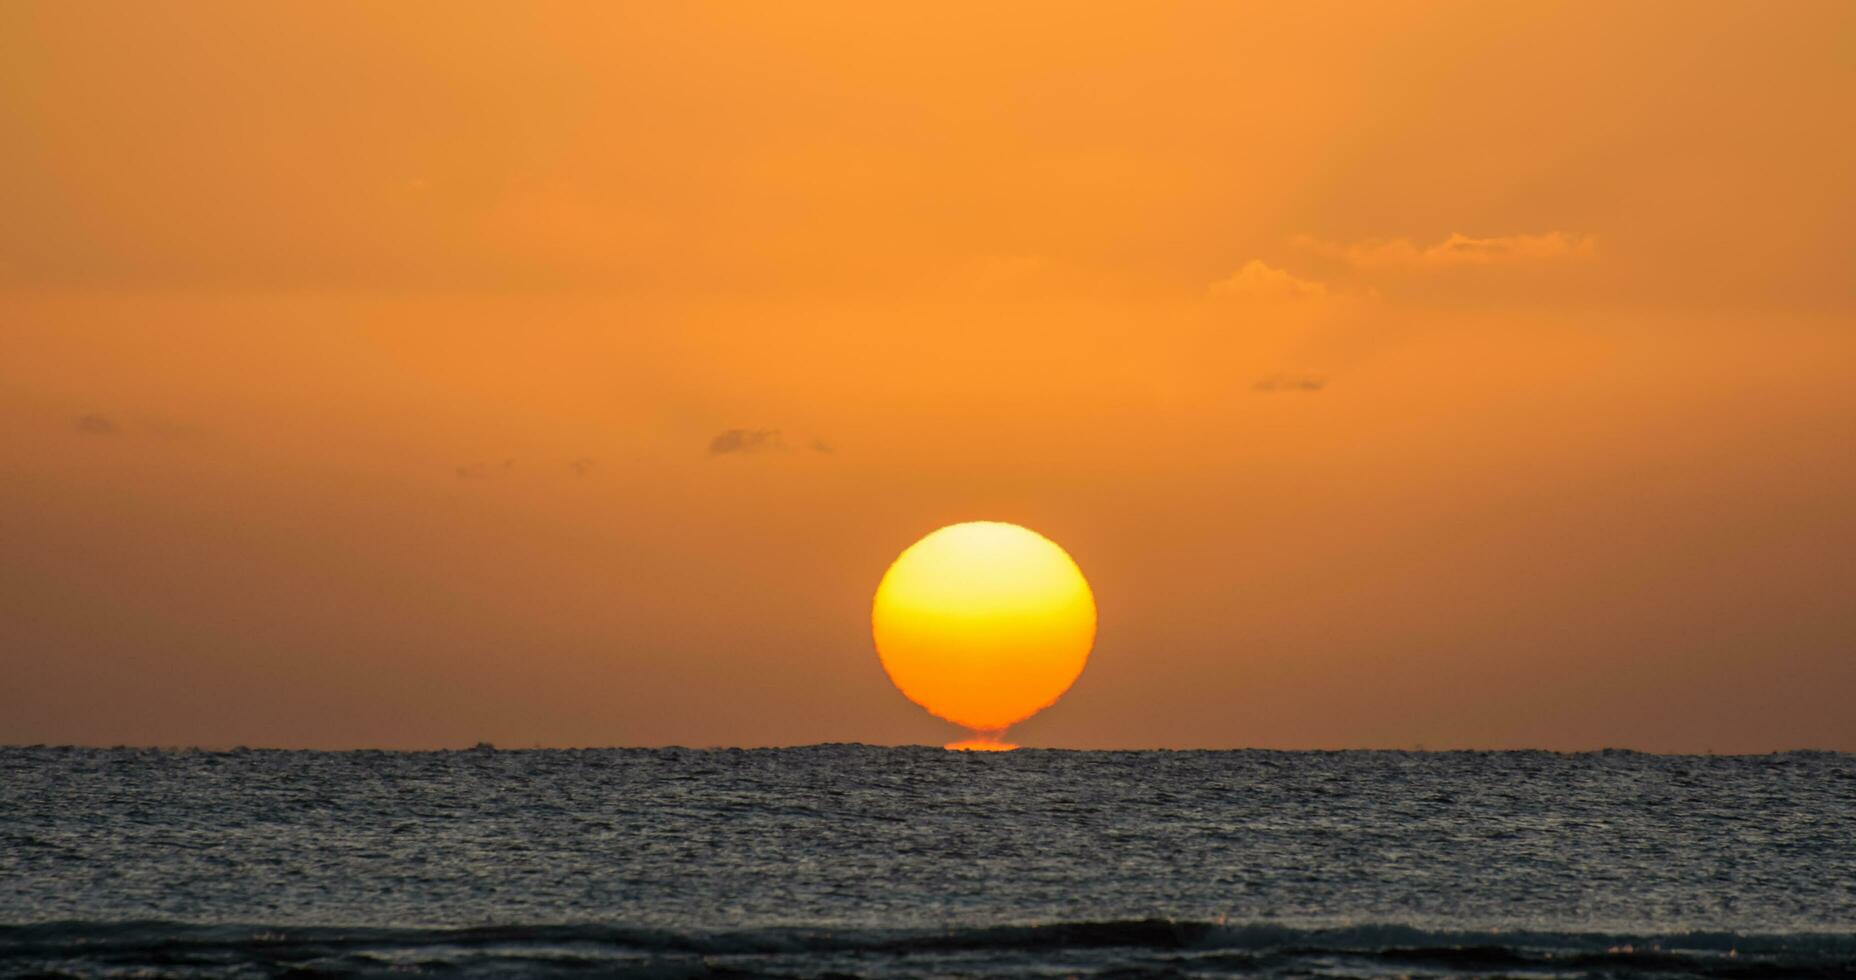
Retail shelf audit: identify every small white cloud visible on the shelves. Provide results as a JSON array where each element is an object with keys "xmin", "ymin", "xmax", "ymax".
[{"xmin": 1208, "ymin": 260, "xmax": 1330, "ymax": 300}]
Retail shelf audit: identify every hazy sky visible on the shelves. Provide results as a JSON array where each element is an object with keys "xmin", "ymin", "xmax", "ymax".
[{"xmin": 4, "ymin": 2, "xmax": 1853, "ymax": 750}]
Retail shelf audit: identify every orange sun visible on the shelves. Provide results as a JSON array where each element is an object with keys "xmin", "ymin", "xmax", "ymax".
[{"xmin": 871, "ymin": 522, "xmax": 1097, "ymax": 750}]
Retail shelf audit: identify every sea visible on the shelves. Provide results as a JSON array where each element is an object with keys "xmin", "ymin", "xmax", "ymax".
[{"xmin": 2, "ymin": 745, "xmax": 1852, "ymax": 978}]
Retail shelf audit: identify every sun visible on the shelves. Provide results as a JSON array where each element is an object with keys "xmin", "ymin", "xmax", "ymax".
[{"xmin": 871, "ymin": 522, "xmax": 1096, "ymax": 750}]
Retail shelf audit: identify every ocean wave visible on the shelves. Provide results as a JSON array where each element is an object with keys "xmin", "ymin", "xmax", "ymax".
[{"xmin": 4, "ymin": 919, "xmax": 1853, "ymax": 978}]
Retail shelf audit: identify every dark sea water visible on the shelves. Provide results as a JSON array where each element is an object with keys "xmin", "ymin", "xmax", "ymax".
[{"xmin": 2, "ymin": 746, "xmax": 1853, "ymax": 978}]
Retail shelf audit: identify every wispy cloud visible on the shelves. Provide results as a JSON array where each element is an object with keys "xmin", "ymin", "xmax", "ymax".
[
  {"xmin": 707, "ymin": 429, "xmax": 838, "ymax": 457},
  {"xmin": 708, "ymin": 429, "xmax": 785, "ymax": 456},
  {"xmin": 456, "ymin": 459, "xmax": 514, "ymax": 479},
  {"xmin": 568, "ymin": 457, "xmax": 596, "ymax": 477},
  {"xmin": 76, "ymin": 414, "xmax": 118, "ymax": 435},
  {"xmin": 1296, "ymin": 231, "xmax": 1596, "ymax": 271},
  {"xmin": 1252, "ymin": 373, "xmax": 1327, "ymax": 393}
]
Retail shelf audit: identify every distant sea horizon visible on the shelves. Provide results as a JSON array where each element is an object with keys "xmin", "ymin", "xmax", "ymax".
[{"xmin": 9, "ymin": 741, "xmax": 1852, "ymax": 753}]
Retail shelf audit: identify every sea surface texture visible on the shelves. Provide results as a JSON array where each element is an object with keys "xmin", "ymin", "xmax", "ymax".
[{"xmin": 2, "ymin": 746, "xmax": 1853, "ymax": 978}]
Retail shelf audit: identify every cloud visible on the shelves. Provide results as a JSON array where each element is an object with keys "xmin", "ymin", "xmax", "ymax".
[
  {"xmin": 708, "ymin": 428, "xmax": 785, "ymax": 456},
  {"xmin": 1296, "ymin": 231, "xmax": 1596, "ymax": 271},
  {"xmin": 455, "ymin": 458, "xmax": 600, "ymax": 479},
  {"xmin": 706, "ymin": 429, "xmax": 838, "ymax": 457},
  {"xmin": 456, "ymin": 459, "xmax": 514, "ymax": 479},
  {"xmin": 1252, "ymin": 373, "xmax": 1327, "ymax": 393},
  {"xmin": 76, "ymin": 414, "xmax": 118, "ymax": 435},
  {"xmin": 1208, "ymin": 260, "xmax": 1330, "ymax": 300}
]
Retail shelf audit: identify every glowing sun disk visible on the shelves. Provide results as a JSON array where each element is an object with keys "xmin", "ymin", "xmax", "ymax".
[{"xmin": 871, "ymin": 522, "xmax": 1097, "ymax": 747}]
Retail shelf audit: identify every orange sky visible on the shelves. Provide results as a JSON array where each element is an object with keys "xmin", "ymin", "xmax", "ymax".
[{"xmin": 3, "ymin": 2, "xmax": 1853, "ymax": 750}]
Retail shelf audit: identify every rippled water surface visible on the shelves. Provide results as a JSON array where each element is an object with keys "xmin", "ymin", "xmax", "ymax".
[{"xmin": 3, "ymin": 746, "xmax": 1852, "ymax": 977}]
